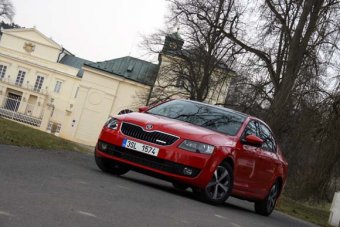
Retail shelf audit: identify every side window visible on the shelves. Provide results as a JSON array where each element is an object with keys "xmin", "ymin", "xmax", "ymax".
[
  {"xmin": 243, "ymin": 120, "xmax": 260, "ymax": 138},
  {"xmin": 258, "ymin": 123, "xmax": 276, "ymax": 152},
  {"xmin": 242, "ymin": 120, "xmax": 276, "ymax": 153}
]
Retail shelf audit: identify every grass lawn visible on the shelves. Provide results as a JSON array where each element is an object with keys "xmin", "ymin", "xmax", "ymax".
[
  {"xmin": 0, "ymin": 117, "xmax": 91, "ymax": 152},
  {"xmin": 0, "ymin": 117, "xmax": 332, "ymax": 226},
  {"xmin": 277, "ymin": 196, "xmax": 331, "ymax": 226}
]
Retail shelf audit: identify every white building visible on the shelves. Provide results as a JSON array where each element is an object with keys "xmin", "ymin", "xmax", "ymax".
[
  {"xmin": 0, "ymin": 27, "xmax": 233, "ymax": 146},
  {"xmin": 0, "ymin": 27, "xmax": 157, "ymax": 145}
]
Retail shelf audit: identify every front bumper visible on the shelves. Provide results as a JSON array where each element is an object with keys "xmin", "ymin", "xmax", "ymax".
[
  {"xmin": 97, "ymin": 140, "xmax": 201, "ymax": 178},
  {"xmin": 96, "ymin": 127, "xmax": 223, "ymax": 187}
]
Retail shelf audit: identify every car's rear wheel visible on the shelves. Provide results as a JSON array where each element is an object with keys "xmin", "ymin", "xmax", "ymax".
[
  {"xmin": 254, "ymin": 181, "xmax": 280, "ymax": 216},
  {"xmin": 197, "ymin": 162, "xmax": 233, "ymax": 204},
  {"xmin": 95, "ymin": 151, "xmax": 130, "ymax": 175}
]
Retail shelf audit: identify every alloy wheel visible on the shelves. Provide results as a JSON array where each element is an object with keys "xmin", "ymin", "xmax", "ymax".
[
  {"xmin": 267, "ymin": 183, "xmax": 278, "ymax": 211},
  {"xmin": 205, "ymin": 166, "xmax": 231, "ymax": 200}
]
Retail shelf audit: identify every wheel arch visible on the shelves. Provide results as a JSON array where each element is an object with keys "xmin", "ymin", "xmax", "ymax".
[
  {"xmin": 275, "ymin": 176, "xmax": 283, "ymax": 196},
  {"xmin": 222, "ymin": 156, "xmax": 234, "ymax": 170}
]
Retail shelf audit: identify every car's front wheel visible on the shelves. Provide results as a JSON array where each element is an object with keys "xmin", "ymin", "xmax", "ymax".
[
  {"xmin": 95, "ymin": 151, "xmax": 130, "ymax": 175},
  {"xmin": 197, "ymin": 162, "xmax": 233, "ymax": 205},
  {"xmin": 254, "ymin": 181, "xmax": 280, "ymax": 216}
]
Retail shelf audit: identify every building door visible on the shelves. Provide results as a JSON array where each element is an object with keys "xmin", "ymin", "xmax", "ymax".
[{"xmin": 5, "ymin": 93, "xmax": 22, "ymax": 111}]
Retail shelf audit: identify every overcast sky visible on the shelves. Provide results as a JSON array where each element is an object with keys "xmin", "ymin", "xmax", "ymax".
[{"xmin": 11, "ymin": 0, "xmax": 168, "ymax": 62}]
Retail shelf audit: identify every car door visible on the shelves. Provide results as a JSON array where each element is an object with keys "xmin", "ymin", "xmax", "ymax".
[
  {"xmin": 255, "ymin": 122, "xmax": 279, "ymax": 193},
  {"xmin": 234, "ymin": 120, "xmax": 261, "ymax": 192}
]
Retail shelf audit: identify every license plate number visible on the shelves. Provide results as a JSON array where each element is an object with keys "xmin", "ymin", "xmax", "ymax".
[{"xmin": 122, "ymin": 139, "xmax": 159, "ymax": 156}]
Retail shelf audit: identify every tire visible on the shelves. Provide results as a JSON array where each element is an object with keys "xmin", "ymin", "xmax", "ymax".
[
  {"xmin": 254, "ymin": 181, "xmax": 280, "ymax": 216},
  {"xmin": 172, "ymin": 182, "xmax": 189, "ymax": 191},
  {"xmin": 95, "ymin": 151, "xmax": 129, "ymax": 175},
  {"xmin": 198, "ymin": 162, "xmax": 233, "ymax": 205}
]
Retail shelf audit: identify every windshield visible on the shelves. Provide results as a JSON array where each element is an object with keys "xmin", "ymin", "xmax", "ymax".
[{"xmin": 147, "ymin": 100, "xmax": 246, "ymax": 136}]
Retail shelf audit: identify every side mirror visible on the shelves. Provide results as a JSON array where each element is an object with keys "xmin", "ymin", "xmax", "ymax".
[
  {"xmin": 138, "ymin": 106, "xmax": 149, "ymax": 113},
  {"xmin": 243, "ymin": 135, "xmax": 264, "ymax": 147}
]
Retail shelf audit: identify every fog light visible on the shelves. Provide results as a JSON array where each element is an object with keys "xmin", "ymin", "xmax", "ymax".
[
  {"xmin": 98, "ymin": 141, "xmax": 108, "ymax": 151},
  {"xmin": 183, "ymin": 167, "xmax": 193, "ymax": 176}
]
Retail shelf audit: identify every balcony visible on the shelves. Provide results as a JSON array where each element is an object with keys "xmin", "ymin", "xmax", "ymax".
[
  {"xmin": 0, "ymin": 94, "xmax": 43, "ymax": 127},
  {"xmin": 0, "ymin": 77, "xmax": 48, "ymax": 95}
]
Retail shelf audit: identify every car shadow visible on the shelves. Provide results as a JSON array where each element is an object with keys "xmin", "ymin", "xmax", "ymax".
[
  {"xmin": 118, "ymin": 173, "xmax": 255, "ymax": 215},
  {"xmin": 90, "ymin": 162, "xmax": 256, "ymax": 216},
  {"xmin": 121, "ymin": 174, "xmax": 196, "ymax": 199},
  {"xmin": 91, "ymin": 168, "xmax": 298, "ymax": 225}
]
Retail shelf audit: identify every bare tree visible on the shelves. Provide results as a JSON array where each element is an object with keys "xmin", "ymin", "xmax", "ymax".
[
  {"xmin": 0, "ymin": 0, "xmax": 14, "ymax": 22},
  {"xmin": 168, "ymin": 0, "xmax": 340, "ymax": 201},
  {"xmin": 142, "ymin": 0, "xmax": 242, "ymax": 105},
  {"xmin": 194, "ymin": 0, "xmax": 340, "ymax": 137}
]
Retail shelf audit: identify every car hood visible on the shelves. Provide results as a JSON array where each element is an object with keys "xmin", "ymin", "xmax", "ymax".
[{"xmin": 116, "ymin": 112, "xmax": 237, "ymax": 147}]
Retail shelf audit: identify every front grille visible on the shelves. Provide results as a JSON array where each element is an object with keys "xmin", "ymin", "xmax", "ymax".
[
  {"xmin": 99, "ymin": 141, "xmax": 200, "ymax": 178},
  {"xmin": 121, "ymin": 122, "xmax": 179, "ymax": 146}
]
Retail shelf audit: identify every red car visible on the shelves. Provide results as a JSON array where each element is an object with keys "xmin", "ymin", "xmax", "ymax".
[{"xmin": 95, "ymin": 100, "xmax": 288, "ymax": 216}]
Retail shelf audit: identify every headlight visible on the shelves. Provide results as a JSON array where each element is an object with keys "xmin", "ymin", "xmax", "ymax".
[
  {"xmin": 179, "ymin": 140, "xmax": 215, "ymax": 155},
  {"xmin": 106, "ymin": 118, "xmax": 118, "ymax": 130}
]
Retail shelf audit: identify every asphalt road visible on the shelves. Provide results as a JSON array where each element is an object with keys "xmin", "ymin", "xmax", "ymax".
[{"xmin": 0, "ymin": 145, "xmax": 317, "ymax": 227}]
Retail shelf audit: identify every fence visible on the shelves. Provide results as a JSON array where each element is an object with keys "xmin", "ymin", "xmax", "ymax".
[{"xmin": 0, "ymin": 94, "xmax": 43, "ymax": 127}]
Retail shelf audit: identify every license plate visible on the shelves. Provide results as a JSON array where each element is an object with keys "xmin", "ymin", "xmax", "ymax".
[{"xmin": 122, "ymin": 139, "xmax": 159, "ymax": 156}]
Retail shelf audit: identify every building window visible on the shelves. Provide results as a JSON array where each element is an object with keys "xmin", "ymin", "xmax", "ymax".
[
  {"xmin": 54, "ymin": 81, "xmax": 62, "ymax": 93},
  {"xmin": 0, "ymin": 65, "xmax": 7, "ymax": 79},
  {"xmin": 15, "ymin": 70, "xmax": 26, "ymax": 86},
  {"xmin": 34, "ymin": 75, "xmax": 44, "ymax": 92},
  {"xmin": 176, "ymin": 77, "xmax": 185, "ymax": 87},
  {"xmin": 47, "ymin": 122, "xmax": 61, "ymax": 134}
]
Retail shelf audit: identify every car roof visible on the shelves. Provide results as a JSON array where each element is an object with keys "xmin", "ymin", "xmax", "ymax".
[{"xmin": 178, "ymin": 99, "xmax": 249, "ymax": 118}]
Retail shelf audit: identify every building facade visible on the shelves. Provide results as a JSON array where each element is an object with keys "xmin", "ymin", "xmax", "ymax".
[
  {"xmin": 0, "ymin": 28, "xmax": 157, "ymax": 145},
  {"xmin": 0, "ymin": 28, "xmax": 233, "ymax": 146}
]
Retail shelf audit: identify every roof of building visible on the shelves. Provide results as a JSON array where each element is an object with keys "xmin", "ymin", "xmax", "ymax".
[
  {"xmin": 85, "ymin": 56, "xmax": 159, "ymax": 86},
  {"xmin": 59, "ymin": 55, "xmax": 93, "ymax": 77},
  {"xmin": 2, "ymin": 27, "xmax": 62, "ymax": 49},
  {"xmin": 167, "ymin": 31, "xmax": 184, "ymax": 41},
  {"xmin": 59, "ymin": 55, "xmax": 159, "ymax": 86}
]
